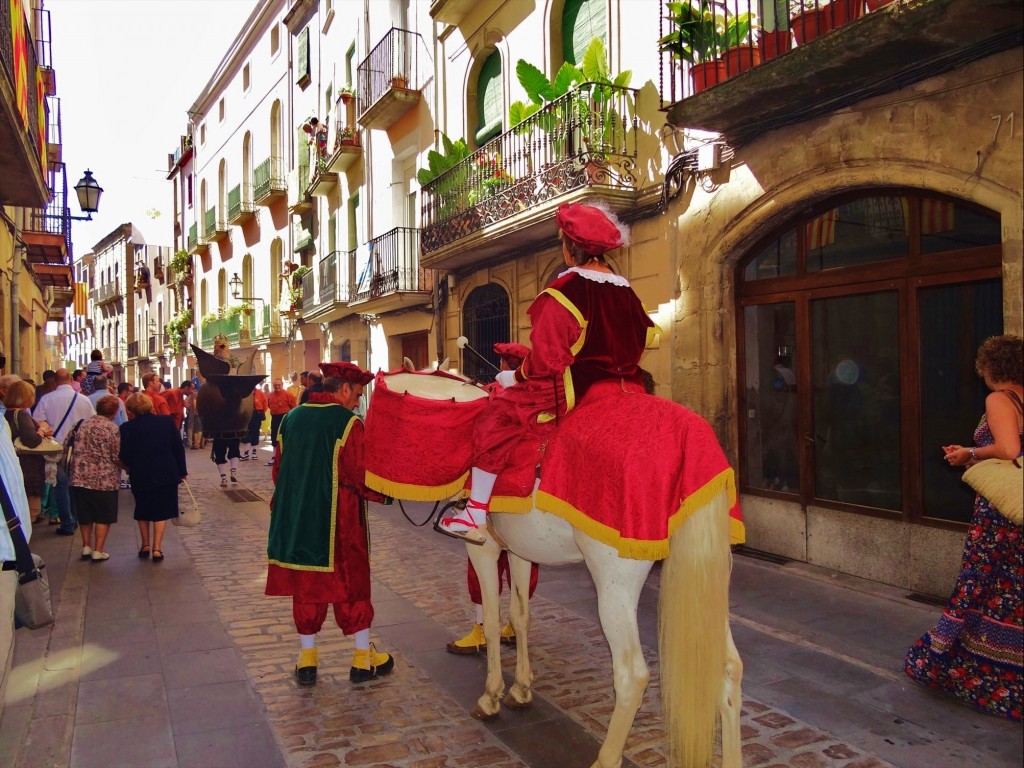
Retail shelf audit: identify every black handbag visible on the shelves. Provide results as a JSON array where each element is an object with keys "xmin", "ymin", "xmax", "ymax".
[{"xmin": 0, "ymin": 475, "xmax": 53, "ymax": 630}]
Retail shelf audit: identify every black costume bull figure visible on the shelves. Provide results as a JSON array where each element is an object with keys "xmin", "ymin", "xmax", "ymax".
[{"xmin": 191, "ymin": 344, "xmax": 266, "ymax": 438}]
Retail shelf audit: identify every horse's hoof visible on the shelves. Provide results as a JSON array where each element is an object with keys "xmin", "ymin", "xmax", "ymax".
[
  {"xmin": 503, "ymin": 692, "xmax": 532, "ymax": 710},
  {"xmin": 471, "ymin": 705, "xmax": 499, "ymax": 721}
]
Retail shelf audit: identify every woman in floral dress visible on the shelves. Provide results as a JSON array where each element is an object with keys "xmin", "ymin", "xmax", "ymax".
[{"xmin": 905, "ymin": 334, "xmax": 1023, "ymax": 720}]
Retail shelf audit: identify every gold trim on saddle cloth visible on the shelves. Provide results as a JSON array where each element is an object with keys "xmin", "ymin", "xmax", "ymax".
[
  {"xmin": 535, "ymin": 467, "xmax": 741, "ymax": 560},
  {"xmin": 364, "ymin": 469, "xmax": 471, "ymax": 502}
]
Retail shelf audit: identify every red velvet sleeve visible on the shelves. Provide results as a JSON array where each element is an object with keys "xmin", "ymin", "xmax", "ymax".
[
  {"xmin": 337, "ymin": 418, "xmax": 389, "ymax": 503},
  {"xmin": 516, "ymin": 293, "xmax": 580, "ymax": 383}
]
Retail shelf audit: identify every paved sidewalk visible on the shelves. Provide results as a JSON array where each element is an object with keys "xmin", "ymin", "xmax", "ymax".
[{"xmin": 1, "ymin": 441, "xmax": 1020, "ymax": 768}]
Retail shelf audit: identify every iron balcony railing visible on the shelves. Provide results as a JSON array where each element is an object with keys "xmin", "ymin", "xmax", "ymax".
[
  {"xmin": 1, "ymin": 0, "xmax": 41, "ymax": 177},
  {"xmin": 659, "ymin": 0, "xmax": 877, "ymax": 105},
  {"xmin": 356, "ymin": 27, "xmax": 425, "ymax": 109},
  {"xmin": 251, "ymin": 304, "xmax": 284, "ymax": 342},
  {"xmin": 33, "ymin": 5, "xmax": 51, "ymax": 69},
  {"xmin": 203, "ymin": 206, "xmax": 216, "ymax": 238},
  {"xmin": 420, "ymin": 82, "xmax": 638, "ymax": 253},
  {"xmin": 46, "ymin": 95, "xmax": 61, "ymax": 152},
  {"xmin": 200, "ymin": 314, "xmax": 249, "ymax": 350},
  {"xmin": 148, "ymin": 334, "xmax": 162, "ymax": 356},
  {"xmin": 90, "ymin": 278, "xmax": 121, "ymax": 304},
  {"xmin": 319, "ymin": 251, "xmax": 338, "ymax": 303},
  {"xmin": 26, "ymin": 163, "xmax": 69, "ymax": 250},
  {"xmin": 228, "ymin": 183, "xmax": 255, "ymax": 220},
  {"xmin": 253, "ymin": 156, "xmax": 286, "ymax": 200},
  {"xmin": 353, "ymin": 228, "xmax": 431, "ymax": 301}
]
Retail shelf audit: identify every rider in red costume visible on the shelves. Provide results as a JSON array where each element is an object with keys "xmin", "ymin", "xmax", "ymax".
[{"xmin": 438, "ymin": 202, "xmax": 656, "ymax": 542}]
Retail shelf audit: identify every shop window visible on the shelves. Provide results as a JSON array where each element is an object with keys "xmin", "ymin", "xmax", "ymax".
[{"xmin": 737, "ymin": 190, "xmax": 1002, "ymax": 525}]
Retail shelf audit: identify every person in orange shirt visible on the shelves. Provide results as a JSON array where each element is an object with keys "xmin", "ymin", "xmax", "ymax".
[
  {"xmin": 242, "ymin": 385, "xmax": 269, "ymax": 460},
  {"xmin": 162, "ymin": 380, "xmax": 194, "ymax": 440},
  {"xmin": 141, "ymin": 373, "xmax": 171, "ymax": 417},
  {"xmin": 265, "ymin": 377, "xmax": 297, "ymax": 465}
]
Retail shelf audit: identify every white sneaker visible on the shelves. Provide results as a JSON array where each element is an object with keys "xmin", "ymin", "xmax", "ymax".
[{"xmin": 91, "ymin": 551, "xmax": 110, "ymax": 562}]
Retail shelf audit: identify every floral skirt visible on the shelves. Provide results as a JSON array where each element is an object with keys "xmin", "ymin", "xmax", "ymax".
[{"xmin": 904, "ymin": 497, "xmax": 1023, "ymax": 721}]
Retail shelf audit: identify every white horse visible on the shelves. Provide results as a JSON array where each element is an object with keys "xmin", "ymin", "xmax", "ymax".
[{"xmin": 367, "ymin": 370, "xmax": 743, "ymax": 768}]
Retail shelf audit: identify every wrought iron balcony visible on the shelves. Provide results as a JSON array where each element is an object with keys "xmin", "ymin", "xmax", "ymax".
[
  {"xmin": 301, "ymin": 250, "xmax": 358, "ymax": 322},
  {"xmin": 90, "ymin": 278, "xmax": 122, "ymax": 306},
  {"xmin": 350, "ymin": 228, "xmax": 433, "ymax": 313},
  {"xmin": 1, "ymin": 0, "xmax": 47, "ymax": 206},
  {"xmin": 227, "ymin": 183, "xmax": 256, "ymax": 225},
  {"xmin": 188, "ymin": 221, "xmax": 208, "ymax": 255},
  {"xmin": 356, "ymin": 28, "xmax": 425, "ymax": 130},
  {"xmin": 23, "ymin": 162, "xmax": 70, "ymax": 264},
  {"xmin": 127, "ymin": 340, "xmax": 142, "ymax": 360},
  {"xmin": 253, "ymin": 156, "xmax": 286, "ymax": 205},
  {"xmin": 250, "ymin": 304, "xmax": 286, "ymax": 344},
  {"xmin": 288, "ymin": 164, "xmax": 314, "ymax": 213},
  {"xmin": 309, "ymin": 159, "xmax": 339, "ymax": 198},
  {"xmin": 420, "ymin": 82, "xmax": 639, "ymax": 270},
  {"xmin": 200, "ymin": 314, "xmax": 249, "ymax": 351},
  {"xmin": 46, "ymin": 95, "xmax": 61, "ymax": 167},
  {"xmin": 661, "ymin": 0, "xmax": 1022, "ymax": 144},
  {"xmin": 210, "ymin": 205, "xmax": 229, "ymax": 241}
]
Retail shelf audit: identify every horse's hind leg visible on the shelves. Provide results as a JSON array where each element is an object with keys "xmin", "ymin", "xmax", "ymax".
[
  {"xmin": 719, "ymin": 622, "xmax": 743, "ymax": 768},
  {"xmin": 576, "ymin": 534, "xmax": 655, "ymax": 768},
  {"xmin": 503, "ymin": 552, "xmax": 534, "ymax": 709},
  {"xmin": 467, "ymin": 537, "xmax": 505, "ymax": 719}
]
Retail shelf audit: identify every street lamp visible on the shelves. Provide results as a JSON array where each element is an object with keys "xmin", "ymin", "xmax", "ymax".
[
  {"xmin": 229, "ymin": 272, "xmax": 266, "ymax": 324},
  {"xmin": 71, "ymin": 169, "xmax": 103, "ymax": 221}
]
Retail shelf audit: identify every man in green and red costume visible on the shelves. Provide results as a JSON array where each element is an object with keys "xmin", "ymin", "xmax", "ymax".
[{"xmin": 266, "ymin": 361, "xmax": 395, "ymax": 685}]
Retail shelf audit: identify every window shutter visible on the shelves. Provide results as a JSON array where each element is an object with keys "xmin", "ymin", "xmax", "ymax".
[
  {"xmin": 297, "ymin": 27, "xmax": 310, "ymax": 85},
  {"xmin": 562, "ymin": 0, "xmax": 607, "ymax": 65},
  {"xmin": 475, "ymin": 52, "xmax": 503, "ymax": 146}
]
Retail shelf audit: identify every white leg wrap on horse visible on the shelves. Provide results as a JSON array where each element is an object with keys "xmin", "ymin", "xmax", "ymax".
[{"xmin": 469, "ymin": 468, "xmax": 497, "ymax": 507}]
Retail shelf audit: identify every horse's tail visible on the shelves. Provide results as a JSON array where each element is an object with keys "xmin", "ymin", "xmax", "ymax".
[{"xmin": 658, "ymin": 487, "xmax": 732, "ymax": 768}]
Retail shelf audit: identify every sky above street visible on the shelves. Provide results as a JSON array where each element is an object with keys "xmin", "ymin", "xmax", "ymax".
[{"xmin": 48, "ymin": 0, "xmax": 257, "ymax": 258}]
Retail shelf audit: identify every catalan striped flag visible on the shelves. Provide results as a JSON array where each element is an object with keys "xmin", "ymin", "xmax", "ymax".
[
  {"xmin": 806, "ymin": 208, "xmax": 838, "ymax": 250},
  {"xmin": 921, "ymin": 198, "xmax": 955, "ymax": 235},
  {"xmin": 73, "ymin": 283, "xmax": 88, "ymax": 316}
]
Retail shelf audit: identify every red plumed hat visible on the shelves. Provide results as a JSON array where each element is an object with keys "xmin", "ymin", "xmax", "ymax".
[
  {"xmin": 319, "ymin": 361, "xmax": 373, "ymax": 386},
  {"xmin": 556, "ymin": 202, "xmax": 630, "ymax": 256},
  {"xmin": 493, "ymin": 342, "xmax": 530, "ymax": 369}
]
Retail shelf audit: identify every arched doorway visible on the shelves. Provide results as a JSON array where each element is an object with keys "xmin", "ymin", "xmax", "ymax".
[
  {"xmin": 736, "ymin": 189, "xmax": 1002, "ymax": 525},
  {"xmin": 462, "ymin": 283, "xmax": 511, "ymax": 381}
]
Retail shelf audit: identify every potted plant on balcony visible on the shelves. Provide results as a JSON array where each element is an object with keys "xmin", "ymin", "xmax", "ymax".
[
  {"xmin": 166, "ymin": 308, "xmax": 193, "ymax": 355},
  {"xmin": 658, "ymin": 1, "xmax": 728, "ymax": 94},
  {"xmin": 417, "ymin": 133, "xmax": 473, "ymax": 222},
  {"xmin": 391, "ymin": 73, "xmax": 409, "ymax": 90},
  {"xmin": 789, "ymin": 0, "xmax": 863, "ymax": 45},
  {"xmin": 337, "ymin": 84, "xmax": 355, "ymax": 104},
  {"xmin": 339, "ymin": 126, "xmax": 358, "ymax": 146},
  {"xmin": 722, "ymin": 10, "xmax": 760, "ymax": 76}
]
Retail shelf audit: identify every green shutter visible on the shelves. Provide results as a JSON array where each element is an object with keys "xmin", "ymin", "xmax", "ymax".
[
  {"xmin": 475, "ymin": 52, "xmax": 503, "ymax": 146},
  {"xmin": 297, "ymin": 27, "xmax": 310, "ymax": 84},
  {"xmin": 562, "ymin": 0, "xmax": 607, "ymax": 65}
]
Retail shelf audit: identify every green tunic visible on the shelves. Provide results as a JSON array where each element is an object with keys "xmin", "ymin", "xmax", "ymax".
[{"xmin": 267, "ymin": 401, "xmax": 358, "ymax": 570}]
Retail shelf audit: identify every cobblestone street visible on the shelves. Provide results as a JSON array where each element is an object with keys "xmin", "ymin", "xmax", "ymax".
[{"xmin": 1, "ymin": 443, "xmax": 1020, "ymax": 768}]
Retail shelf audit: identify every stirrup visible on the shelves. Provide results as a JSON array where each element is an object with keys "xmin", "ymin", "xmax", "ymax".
[{"xmin": 433, "ymin": 499, "xmax": 486, "ymax": 545}]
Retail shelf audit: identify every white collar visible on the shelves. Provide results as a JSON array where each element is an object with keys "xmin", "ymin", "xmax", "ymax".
[{"xmin": 558, "ymin": 266, "xmax": 631, "ymax": 288}]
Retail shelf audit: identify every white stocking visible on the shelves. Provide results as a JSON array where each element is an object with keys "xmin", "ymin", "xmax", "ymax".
[
  {"xmin": 299, "ymin": 633, "xmax": 316, "ymax": 649},
  {"xmin": 353, "ymin": 628, "xmax": 370, "ymax": 651}
]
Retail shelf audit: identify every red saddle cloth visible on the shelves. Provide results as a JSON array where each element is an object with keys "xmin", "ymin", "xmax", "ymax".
[
  {"xmin": 364, "ymin": 369, "xmax": 489, "ymax": 500},
  {"xmin": 536, "ymin": 380, "xmax": 744, "ymax": 559}
]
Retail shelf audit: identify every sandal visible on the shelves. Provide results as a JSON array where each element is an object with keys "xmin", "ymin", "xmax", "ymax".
[
  {"xmin": 152, "ymin": 550, "xmax": 164, "ymax": 562},
  {"xmin": 138, "ymin": 545, "xmax": 151, "ymax": 559},
  {"xmin": 433, "ymin": 500, "xmax": 487, "ymax": 545}
]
